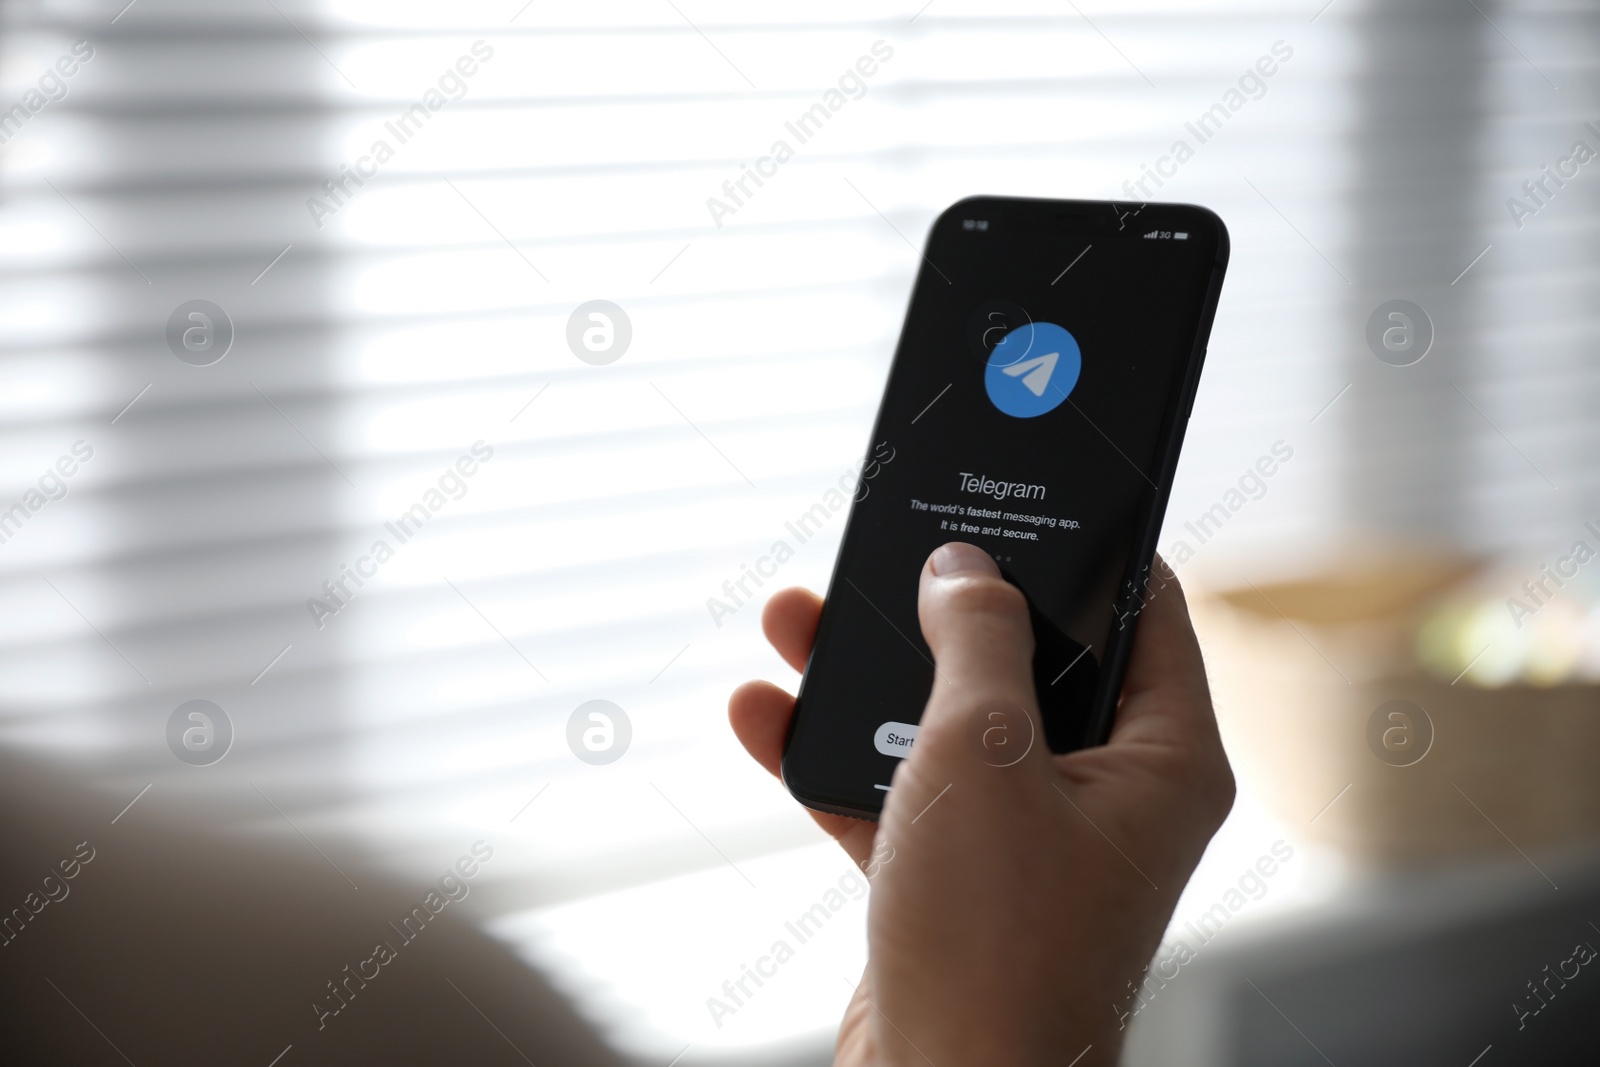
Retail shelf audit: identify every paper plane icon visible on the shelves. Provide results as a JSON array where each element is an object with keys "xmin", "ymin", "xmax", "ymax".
[{"xmin": 1002, "ymin": 351, "xmax": 1059, "ymax": 397}]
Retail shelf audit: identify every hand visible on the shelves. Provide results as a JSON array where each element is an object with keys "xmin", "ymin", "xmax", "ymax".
[{"xmin": 729, "ymin": 543, "xmax": 1234, "ymax": 1066}]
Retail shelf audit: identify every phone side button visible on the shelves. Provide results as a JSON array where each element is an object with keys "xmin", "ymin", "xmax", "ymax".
[{"xmin": 874, "ymin": 722, "xmax": 919, "ymax": 758}]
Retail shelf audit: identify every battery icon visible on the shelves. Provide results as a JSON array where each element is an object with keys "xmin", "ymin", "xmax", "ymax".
[{"xmin": 1174, "ymin": 232, "xmax": 1189, "ymax": 240}]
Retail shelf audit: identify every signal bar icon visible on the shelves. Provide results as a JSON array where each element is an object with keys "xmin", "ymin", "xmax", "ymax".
[{"xmin": 1143, "ymin": 230, "xmax": 1159, "ymax": 239}]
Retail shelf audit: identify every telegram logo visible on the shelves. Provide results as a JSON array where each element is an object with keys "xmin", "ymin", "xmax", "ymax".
[{"xmin": 984, "ymin": 322, "xmax": 1081, "ymax": 418}]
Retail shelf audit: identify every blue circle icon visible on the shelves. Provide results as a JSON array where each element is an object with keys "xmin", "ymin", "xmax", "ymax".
[{"xmin": 984, "ymin": 322, "xmax": 1081, "ymax": 418}]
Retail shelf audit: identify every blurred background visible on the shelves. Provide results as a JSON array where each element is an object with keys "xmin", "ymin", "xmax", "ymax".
[{"xmin": 1, "ymin": 0, "xmax": 1598, "ymax": 1063}]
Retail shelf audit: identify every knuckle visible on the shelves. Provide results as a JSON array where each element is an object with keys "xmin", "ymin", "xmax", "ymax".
[
  {"xmin": 1190, "ymin": 757, "xmax": 1236, "ymax": 824},
  {"xmin": 939, "ymin": 574, "xmax": 1030, "ymax": 621},
  {"xmin": 1148, "ymin": 739, "xmax": 1234, "ymax": 825}
]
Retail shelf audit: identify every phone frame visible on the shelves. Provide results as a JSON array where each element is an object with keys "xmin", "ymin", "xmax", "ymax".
[{"xmin": 780, "ymin": 195, "xmax": 1231, "ymax": 821}]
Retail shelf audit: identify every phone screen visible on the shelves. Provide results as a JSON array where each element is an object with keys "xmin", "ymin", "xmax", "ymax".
[{"xmin": 782, "ymin": 197, "xmax": 1228, "ymax": 819}]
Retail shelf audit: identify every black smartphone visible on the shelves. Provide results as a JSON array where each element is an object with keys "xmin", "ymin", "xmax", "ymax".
[{"xmin": 780, "ymin": 196, "xmax": 1229, "ymax": 821}]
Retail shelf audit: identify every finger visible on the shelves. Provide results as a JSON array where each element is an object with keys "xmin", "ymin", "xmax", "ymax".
[
  {"xmin": 911, "ymin": 543, "xmax": 1049, "ymax": 772},
  {"xmin": 916, "ymin": 543, "xmax": 1038, "ymax": 709},
  {"xmin": 727, "ymin": 679, "xmax": 878, "ymax": 865},
  {"xmin": 1107, "ymin": 557, "xmax": 1217, "ymax": 746},
  {"xmin": 761, "ymin": 587, "xmax": 824, "ymax": 674},
  {"xmin": 728, "ymin": 679, "xmax": 792, "ymax": 779}
]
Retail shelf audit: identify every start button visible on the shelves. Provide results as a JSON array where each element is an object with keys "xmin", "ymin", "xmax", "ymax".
[{"xmin": 874, "ymin": 722, "xmax": 919, "ymax": 758}]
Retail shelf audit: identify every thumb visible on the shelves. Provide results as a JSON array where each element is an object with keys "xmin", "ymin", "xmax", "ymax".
[{"xmin": 911, "ymin": 542, "xmax": 1047, "ymax": 770}]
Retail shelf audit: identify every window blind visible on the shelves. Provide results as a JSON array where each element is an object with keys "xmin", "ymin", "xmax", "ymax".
[{"xmin": 2, "ymin": 0, "xmax": 1596, "ymax": 1060}]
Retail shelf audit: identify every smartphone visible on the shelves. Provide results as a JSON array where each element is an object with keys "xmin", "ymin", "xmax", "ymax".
[{"xmin": 780, "ymin": 196, "xmax": 1229, "ymax": 821}]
